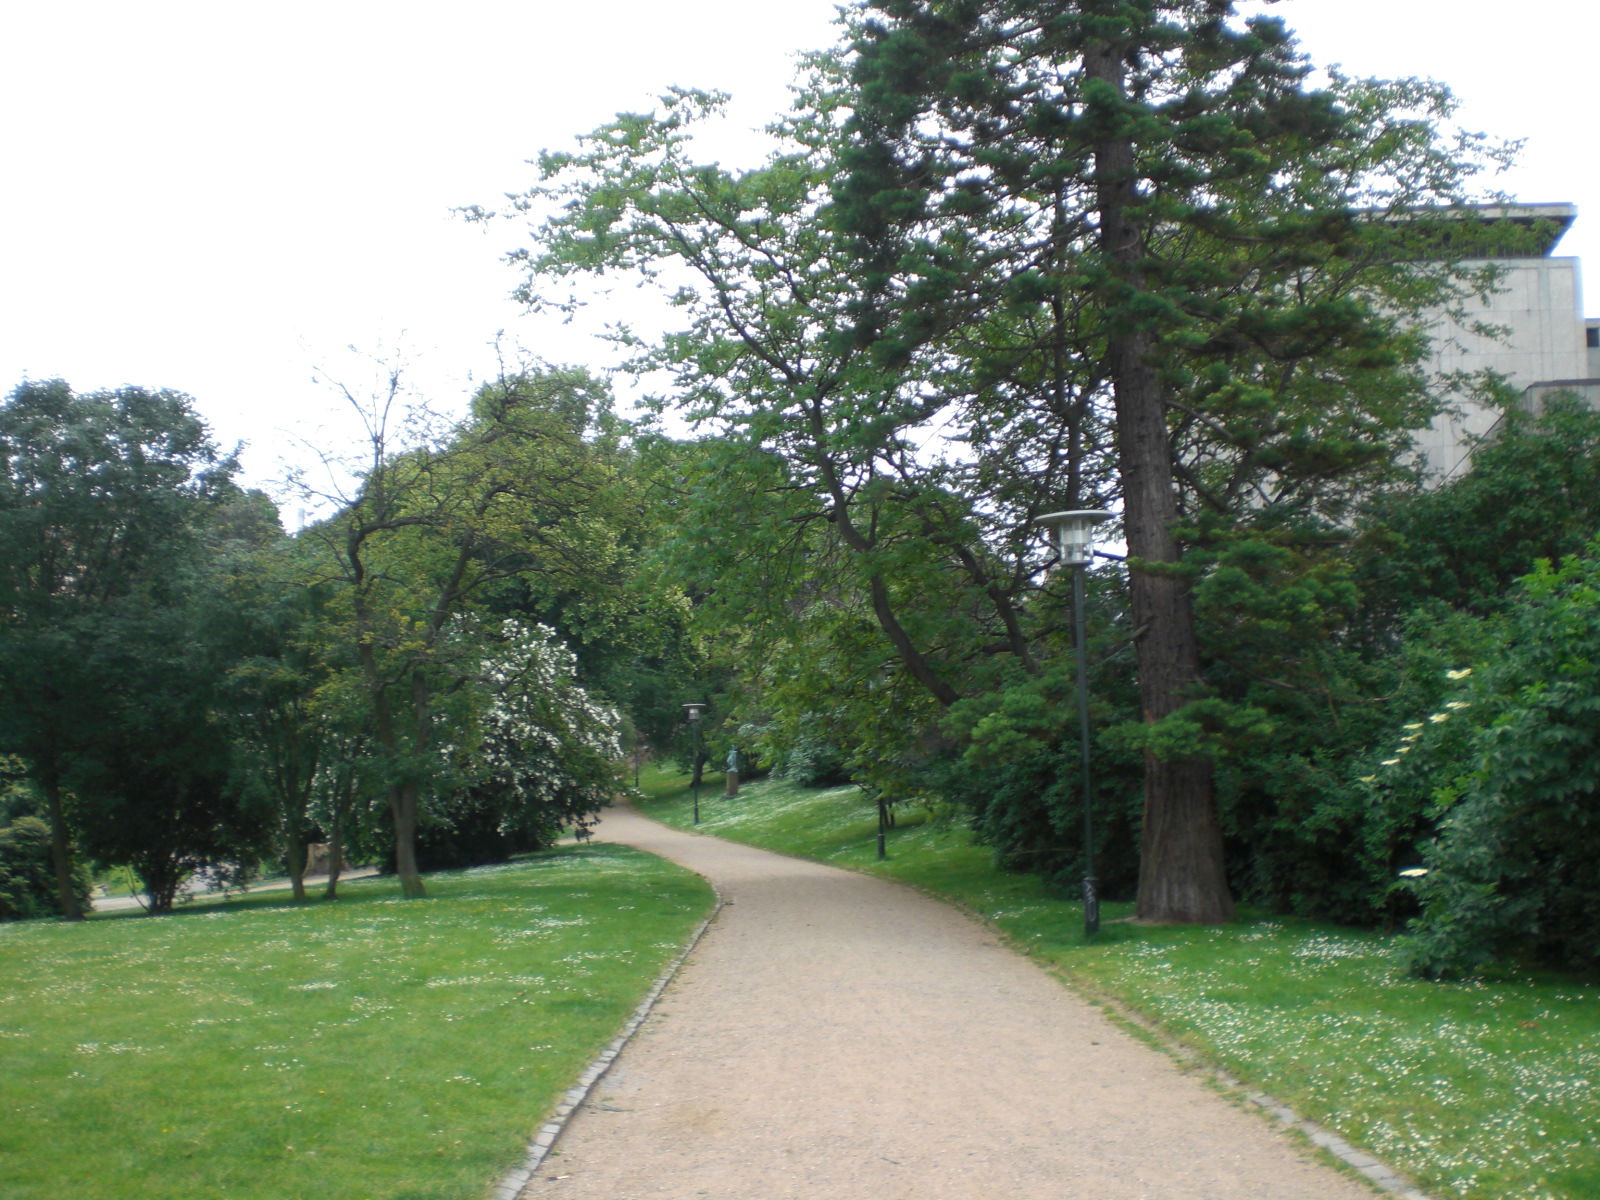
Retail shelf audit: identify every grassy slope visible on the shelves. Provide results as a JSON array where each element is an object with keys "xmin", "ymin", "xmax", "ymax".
[
  {"xmin": 639, "ymin": 768, "xmax": 1599, "ymax": 1200},
  {"xmin": 0, "ymin": 844, "xmax": 714, "ymax": 1200}
]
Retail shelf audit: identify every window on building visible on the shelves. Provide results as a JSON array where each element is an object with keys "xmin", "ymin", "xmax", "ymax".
[{"xmin": 1588, "ymin": 326, "xmax": 1600, "ymax": 349}]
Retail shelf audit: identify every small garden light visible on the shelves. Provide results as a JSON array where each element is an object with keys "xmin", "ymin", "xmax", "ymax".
[{"xmin": 683, "ymin": 703, "xmax": 706, "ymax": 824}]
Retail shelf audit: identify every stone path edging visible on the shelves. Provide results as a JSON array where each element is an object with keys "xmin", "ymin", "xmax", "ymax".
[
  {"xmin": 1232, "ymin": 1076, "xmax": 1430, "ymax": 1199},
  {"xmin": 491, "ymin": 888, "xmax": 726, "ymax": 1200},
  {"xmin": 1002, "ymin": 938, "xmax": 1432, "ymax": 1199}
]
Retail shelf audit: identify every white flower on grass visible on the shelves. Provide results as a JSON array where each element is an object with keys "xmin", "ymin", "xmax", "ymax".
[
  {"xmin": 1398, "ymin": 867, "xmax": 1430, "ymax": 878},
  {"xmin": 1446, "ymin": 668, "xmax": 1472, "ymax": 680},
  {"xmin": 1382, "ymin": 758, "xmax": 1402, "ymax": 766},
  {"xmin": 1446, "ymin": 700, "xmax": 1471, "ymax": 710},
  {"xmin": 1429, "ymin": 712, "xmax": 1450, "ymax": 724}
]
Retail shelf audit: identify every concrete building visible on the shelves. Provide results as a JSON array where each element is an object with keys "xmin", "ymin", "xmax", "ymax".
[{"xmin": 1415, "ymin": 203, "xmax": 1600, "ymax": 480}]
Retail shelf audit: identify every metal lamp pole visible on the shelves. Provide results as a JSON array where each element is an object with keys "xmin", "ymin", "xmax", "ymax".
[
  {"xmin": 1036, "ymin": 510, "xmax": 1113, "ymax": 937},
  {"xmin": 683, "ymin": 703, "xmax": 705, "ymax": 824}
]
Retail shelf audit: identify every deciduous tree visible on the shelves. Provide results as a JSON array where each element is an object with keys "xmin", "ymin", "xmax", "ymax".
[
  {"xmin": 300, "ymin": 365, "xmax": 628, "ymax": 897},
  {"xmin": 0, "ymin": 380, "xmax": 234, "ymax": 917}
]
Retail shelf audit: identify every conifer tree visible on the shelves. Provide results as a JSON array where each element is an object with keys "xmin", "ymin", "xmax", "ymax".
[{"xmin": 838, "ymin": 0, "xmax": 1508, "ymax": 921}]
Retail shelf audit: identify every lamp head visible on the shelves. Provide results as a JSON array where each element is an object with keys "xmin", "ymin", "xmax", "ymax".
[
  {"xmin": 682, "ymin": 702, "xmax": 706, "ymax": 722},
  {"xmin": 1035, "ymin": 509, "xmax": 1114, "ymax": 566}
]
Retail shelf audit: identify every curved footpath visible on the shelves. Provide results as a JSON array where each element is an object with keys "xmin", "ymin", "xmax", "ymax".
[{"xmin": 512, "ymin": 805, "xmax": 1405, "ymax": 1199}]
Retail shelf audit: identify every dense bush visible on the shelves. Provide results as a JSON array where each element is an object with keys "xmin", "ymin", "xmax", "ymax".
[
  {"xmin": 931, "ymin": 743, "xmax": 1144, "ymax": 898},
  {"xmin": 1400, "ymin": 544, "xmax": 1600, "ymax": 976},
  {"xmin": 776, "ymin": 727, "xmax": 853, "ymax": 788},
  {"xmin": 1183, "ymin": 402, "xmax": 1600, "ymax": 931},
  {"xmin": 0, "ymin": 816, "xmax": 92, "ymax": 920},
  {"xmin": 1359, "ymin": 396, "xmax": 1600, "ymax": 619},
  {"xmin": 414, "ymin": 621, "xmax": 624, "ymax": 870},
  {"xmin": 901, "ymin": 402, "xmax": 1600, "ymax": 942},
  {"xmin": 940, "ymin": 663, "xmax": 1145, "ymax": 897}
]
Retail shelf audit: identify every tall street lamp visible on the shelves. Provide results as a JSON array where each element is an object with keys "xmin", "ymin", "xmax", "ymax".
[
  {"xmin": 1036, "ymin": 509, "xmax": 1113, "ymax": 937},
  {"xmin": 683, "ymin": 702, "xmax": 706, "ymax": 824}
]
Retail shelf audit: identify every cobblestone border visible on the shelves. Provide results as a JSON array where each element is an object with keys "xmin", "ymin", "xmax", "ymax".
[
  {"xmin": 1092, "ymin": 991, "xmax": 1432, "ymax": 1200},
  {"xmin": 491, "ymin": 894, "xmax": 725, "ymax": 1200},
  {"xmin": 1222, "ymin": 1074, "xmax": 1431, "ymax": 1200}
]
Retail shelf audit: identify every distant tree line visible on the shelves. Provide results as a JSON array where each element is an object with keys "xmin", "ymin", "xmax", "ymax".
[{"xmin": 0, "ymin": 371, "xmax": 712, "ymax": 915}]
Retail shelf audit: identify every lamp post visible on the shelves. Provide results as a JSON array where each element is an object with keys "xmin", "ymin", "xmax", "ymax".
[
  {"xmin": 1036, "ymin": 509, "xmax": 1113, "ymax": 937},
  {"xmin": 683, "ymin": 702, "xmax": 706, "ymax": 824}
]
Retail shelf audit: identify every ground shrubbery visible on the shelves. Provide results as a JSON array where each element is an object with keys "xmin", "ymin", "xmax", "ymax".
[
  {"xmin": 0, "ymin": 816, "xmax": 61, "ymax": 919},
  {"xmin": 0, "ymin": 767, "xmax": 92, "ymax": 920},
  {"xmin": 929, "ymin": 400, "xmax": 1600, "ymax": 974},
  {"xmin": 0, "ymin": 815, "xmax": 92, "ymax": 920},
  {"xmin": 1393, "ymin": 544, "xmax": 1600, "ymax": 976}
]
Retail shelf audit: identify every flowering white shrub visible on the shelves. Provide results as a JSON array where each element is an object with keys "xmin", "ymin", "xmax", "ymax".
[{"xmin": 436, "ymin": 620, "xmax": 622, "ymax": 855}]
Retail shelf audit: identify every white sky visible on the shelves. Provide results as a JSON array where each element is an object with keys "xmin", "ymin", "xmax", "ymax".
[{"xmin": 3, "ymin": 0, "xmax": 1596, "ymax": 510}]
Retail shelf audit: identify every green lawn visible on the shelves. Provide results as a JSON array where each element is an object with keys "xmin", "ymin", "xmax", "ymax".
[
  {"xmin": 639, "ymin": 767, "xmax": 1600, "ymax": 1200},
  {"xmin": 0, "ymin": 844, "xmax": 714, "ymax": 1200}
]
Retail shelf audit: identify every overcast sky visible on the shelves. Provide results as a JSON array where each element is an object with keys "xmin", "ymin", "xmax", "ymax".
[{"xmin": 3, "ymin": 0, "xmax": 1595, "ymax": 509}]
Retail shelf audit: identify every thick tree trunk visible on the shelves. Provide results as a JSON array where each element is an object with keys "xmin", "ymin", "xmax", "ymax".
[
  {"xmin": 395, "ymin": 672, "xmax": 432, "ymax": 898},
  {"xmin": 286, "ymin": 834, "xmax": 307, "ymax": 903},
  {"xmin": 41, "ymin": 771, "xmax": 83, "ymax": 921},
  {"xmin": 1086, "ymin": 26, "xmax": 1234, "ymax": 924},
  {"xmin": 324, "ymin": 778, "xmax": 349, "ymax": 901},
  {"xmin": 354, "ymin": 623, "xmax": 427, "ymax": 900},
  {"xmin": 391, "ymin": 780, "xmax": 425, "ymax": 899}
]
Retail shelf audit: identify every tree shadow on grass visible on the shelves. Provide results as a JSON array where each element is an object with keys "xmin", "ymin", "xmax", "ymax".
[{"xmin": 86, "ymin": 843, "xmax": 608, "ymax": 924}]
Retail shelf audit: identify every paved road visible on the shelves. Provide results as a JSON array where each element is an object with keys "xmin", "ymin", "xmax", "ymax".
[
  {"xmin": 90, "ymin": 867, "xmax": 380, "ymax": 913},
  {"xmin": 523, "ymin": 805, "xmax": 1387, "ymax": 1199}
]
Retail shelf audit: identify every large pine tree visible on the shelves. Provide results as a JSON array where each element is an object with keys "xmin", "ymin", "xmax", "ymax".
[{"xmin": 837, "ymin": 0, "xmax": 1505, "ymax": 921}]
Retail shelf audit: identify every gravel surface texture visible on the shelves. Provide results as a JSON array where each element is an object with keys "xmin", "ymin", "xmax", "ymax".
[{"xmin": 522, "ymin": 804, "xmax": 1386, "ymax": 1199}]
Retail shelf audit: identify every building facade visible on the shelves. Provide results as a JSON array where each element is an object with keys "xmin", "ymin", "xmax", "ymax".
[{"xmin": 1414, "ymin": 203, "xmax": 1599, "ymax": 480}]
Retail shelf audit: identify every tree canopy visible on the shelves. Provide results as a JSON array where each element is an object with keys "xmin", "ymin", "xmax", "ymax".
[
  {"xmin": 489, "ymin": 0, "xmax": 1516, "ymax": 924},
  {"xmin": 0, "ymin": 380, "xmax": 240, "ymax": 916}
]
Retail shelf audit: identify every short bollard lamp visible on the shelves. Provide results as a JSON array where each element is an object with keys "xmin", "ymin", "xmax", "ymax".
[
  {"xmin": 683, "ymin": 702, "xmax": 706, "ymax": 824},
  {"xmin": 1035, "ymin": 510, "xmax": 1113, "ymax": 937}
]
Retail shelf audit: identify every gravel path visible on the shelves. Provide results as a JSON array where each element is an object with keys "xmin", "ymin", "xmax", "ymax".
[{"xmin": 522, "ymin": 804, "xmax": 1385, "ymax": 1199}]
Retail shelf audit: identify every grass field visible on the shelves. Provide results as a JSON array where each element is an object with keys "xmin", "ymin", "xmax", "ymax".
[
  {"xmin": 0, "ymin": 843, "xmax": 714, "ymax": 1200},
  {"xmin": 639, "ymin": 767, "xmax": 1600, "ymax": 1200}
]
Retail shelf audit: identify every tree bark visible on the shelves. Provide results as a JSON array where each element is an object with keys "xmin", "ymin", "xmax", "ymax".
[
  {"xmin": 1085, "ymin": 24, "xmax": 1234, "ymax": 924},
  {"xmin": 392, "ymin": 667, "xmax": 431, "ymax": 899},
  {"xmin": 286, "ymin": 834, "xmax": 307, "ymax": 904},
  {"xmin": 391, "ymin": 780, "xmax": 424, "ymax": 899},
  {"xmin": 41, "ymin": 770, "xmax": 83, "ymax": 921},
  {"xmin": 324, "ymin": 773, "xmax": 350, "ymax": 901}
]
